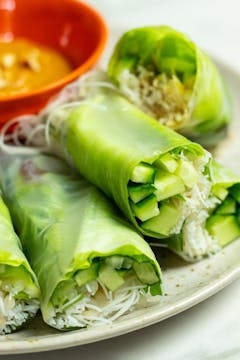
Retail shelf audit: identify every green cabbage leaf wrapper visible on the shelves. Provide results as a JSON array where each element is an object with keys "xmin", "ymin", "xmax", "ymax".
[
  {"xmin": 0, "ymin": 196, "xmax": 40, "ymax": 334},
  {"xmin": 44, "ymin": 89, "xmax": 240, "ymax": 260},
  {"xmin": 108, "ymin": 26, "xmax": 232, "ymax": 146},
  {"xmin": 0, "ymin": 154, "xmax": 162, "ymax": 330}
]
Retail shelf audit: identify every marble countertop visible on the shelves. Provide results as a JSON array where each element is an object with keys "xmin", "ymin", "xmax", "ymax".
[{"xmin": 6, "ymin": 0, "xmax": 240, "ymax": 359}]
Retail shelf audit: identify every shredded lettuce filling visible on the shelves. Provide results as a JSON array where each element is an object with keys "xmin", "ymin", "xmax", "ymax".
[{"xmin": 118, "ymin": 67, "xmax": 193, "ymax": 129}]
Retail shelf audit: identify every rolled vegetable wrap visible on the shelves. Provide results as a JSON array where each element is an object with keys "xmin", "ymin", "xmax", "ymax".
[
  {"xmin": 0, "ymin": 154, "xmax": 161, "ymax": 330},
  {"xmin": 108, "ymin": 26, "xmax": 232, "ymax": 146},
  {"xmin": 168, "ymin": 161, "xmax": 240, "ymax": 259},
  {"xmin": 42, "ymin": 89, "xmax": 240, "ymax": 260},
  {"xmin": 205, "ymin": 162, "xmax": 240, "ymax": 249},
  {"xmin": 0, "ymin": 196, "xmax": 40, "ymax": 334}
]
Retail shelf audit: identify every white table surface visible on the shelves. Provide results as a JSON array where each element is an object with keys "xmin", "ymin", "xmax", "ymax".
[{"xmin": 5, "ymin": 0, "xmax": 240, "ymax": 359}]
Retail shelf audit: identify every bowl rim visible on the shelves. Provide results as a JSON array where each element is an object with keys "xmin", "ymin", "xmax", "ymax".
[{"xmin": 0, "ymin": 0, "xmax": 108, "ymax": 103}]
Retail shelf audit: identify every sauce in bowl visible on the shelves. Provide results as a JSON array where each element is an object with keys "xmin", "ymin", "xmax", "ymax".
[{"xmin": 0, "ymin": 38, "xmax": 72, "ymax": 97}]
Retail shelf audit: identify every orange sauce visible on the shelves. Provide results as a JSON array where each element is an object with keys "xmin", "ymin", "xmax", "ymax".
[{"xmin": 0, "ymin": 38, "xmax": 72, "ymax": 97}]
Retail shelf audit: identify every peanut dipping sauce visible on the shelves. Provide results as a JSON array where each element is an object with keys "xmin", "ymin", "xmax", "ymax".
[{"xmin": 0, "ymin": 38, "xmax": 72, "ymax": 97}]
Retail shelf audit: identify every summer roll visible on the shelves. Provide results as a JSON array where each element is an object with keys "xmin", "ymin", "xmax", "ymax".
[
  {"xmin": 0, "ymin": 196, "xmax": 40, "ymax": 334},
  {"xmin": 41, "ymin": 89, "xmax": 240, "ymax": 260},
  {"xmin": 108, "ymin": 26, "xmax": 232, "ymax": 146},
  {"xmin": 0, "ymin": 154, "xmax": 162, "ymax": 330}
]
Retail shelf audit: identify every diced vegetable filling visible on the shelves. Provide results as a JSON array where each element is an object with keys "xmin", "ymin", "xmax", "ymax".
[
  {"xmin": 207, "ymin": 185, "xmax": 240, "ymax": 248},
  {"xmin": 129, "ymin": 150, "xmax": 203, "ymax": 229},
  {"xmin": 129, "ymin": 151, "xmax": 240, "ymax": 259},
  {"xmin": 0, "ymin": 265, "xmax": 39, "ymax": 334},
  {"xmin": 118, "ymin": 66, "xmax": 194, "ymax": 129},
  {"xmin": 48, "ymin": 256, "xmax": 160, "ymax": 330},
  {"xmin": 114, "ymin": 34, "xmax": 197, "ymax": 129}
]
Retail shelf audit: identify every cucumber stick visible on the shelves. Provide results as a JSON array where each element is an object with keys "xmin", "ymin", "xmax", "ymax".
[
  {"xmin": 229, "ymin": 184, "xmax": 240, "ymax": 203},
  {"xmin": 75, "ymin": 263, "xmax": 99, "ymax": 287},
  {"xmin": 133, "ymin": 262, "xmax": 159, "ymax": 284},
  {"xmin": 211, "ymin": 185, "xmax": 228, "ymax": 201},
  {"xmin": 131, "ymin": 194, "xmax": 159, "ymax": 222},
  {"xmin": 215, "ymin": 197, "xmax": 236, "ymax": 215},
  {"xmin": 206, "ymin": 214, "xmax": 240, "ymax": 247},
  {"xmin": 142, "ymin": 202, "xmax": 182, "ymax": 235},
  {"xmin": 130, "ymin": 163, "xmax": 156, "ymax": 184},
  {"xmin": 128, "ymin": 184, "xmax": 155, "ymax": 203},
  {"xmin": 154, "ymin": 170, "xmax": 185, "ymax": 201},
  {"xmin": 99, "ymin": 264, "xmax": 125, "ymax": 292},
  {"xmin": 154, "ymin": 153, "xmax": 178, "ymax": 173},
  {"xmin": 175, "ymin": 159, "xmax": 198, "ymax": 188}
]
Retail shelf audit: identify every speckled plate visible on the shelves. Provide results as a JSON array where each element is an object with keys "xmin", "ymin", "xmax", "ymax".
[{"xmin": 0, "ymin": 58, "xmax": 240, "ymax": 355}]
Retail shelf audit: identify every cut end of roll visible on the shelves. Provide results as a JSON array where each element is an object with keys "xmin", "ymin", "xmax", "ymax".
[
  {"xmin": 0, "ymin": 288, "xmax": 39, "ymax": 334},
  {"xmin": 45, "ymin": 256, "xmax": 161, "ymax": 330}
]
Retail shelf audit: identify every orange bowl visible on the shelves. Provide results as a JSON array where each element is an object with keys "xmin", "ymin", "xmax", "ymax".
[{"xmin": 0, "ymin": 0, "xmax": 108, "ymax": 125}]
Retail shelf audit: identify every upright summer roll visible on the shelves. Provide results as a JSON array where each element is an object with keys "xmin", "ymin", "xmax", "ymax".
[
  {"xmin": 108, "ymin": 26, "xmax": 232, "ymax": 146},
  {"xmin": 41, "ymin": 89, "xmax": 240, "ymax": 260},
  {"xmin": 0, "ymin": 154, "xmax": 162, "ymax": 330},
  {"xmin": 0, "ymin": 196, "xmax": 40, "ymax": 334}
]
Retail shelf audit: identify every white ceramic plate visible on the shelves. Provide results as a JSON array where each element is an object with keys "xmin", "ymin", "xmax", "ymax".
[{"xmin": 0, "ymin": 58, "xmax": 240, "ymax": 355}]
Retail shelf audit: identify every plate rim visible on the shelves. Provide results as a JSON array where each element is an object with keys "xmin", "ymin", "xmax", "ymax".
[{"xmin": 1, "ymin": 259, "xmax": 239, "ymax": 355}]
